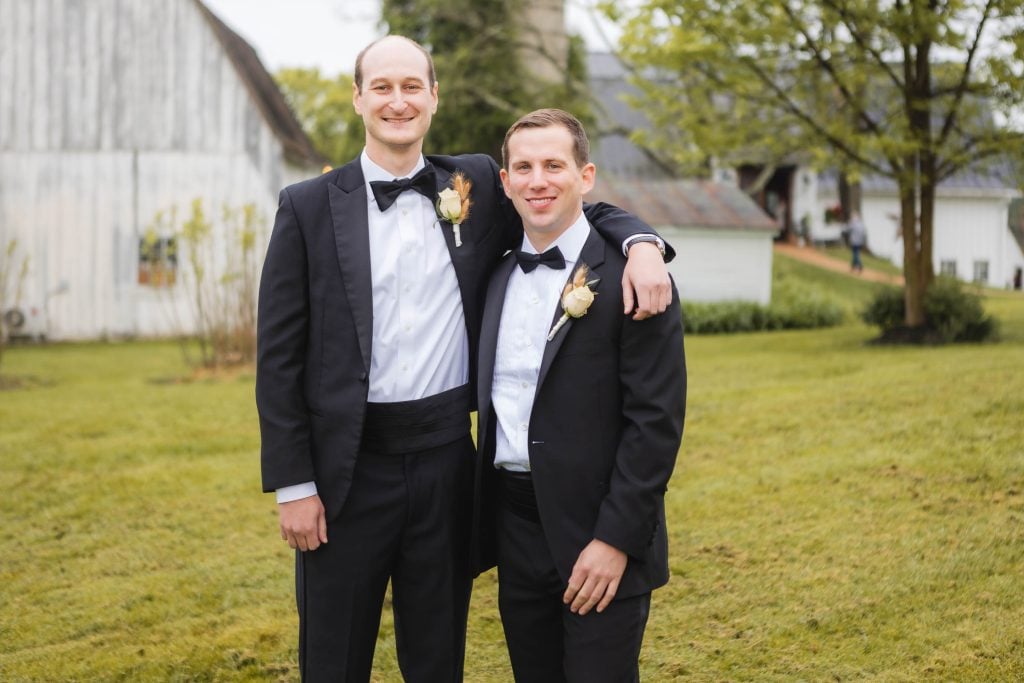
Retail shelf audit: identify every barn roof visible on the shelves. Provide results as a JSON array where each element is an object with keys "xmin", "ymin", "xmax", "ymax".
[
  {"xmin": 589, "ymin": 177, "xmax": 778, "ymax": 232},
  {"xmin": 194, "ymin": 0, "xmax": 324, "ymax": 168}
]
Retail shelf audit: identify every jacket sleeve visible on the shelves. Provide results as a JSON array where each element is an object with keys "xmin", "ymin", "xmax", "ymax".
[
  {"xmin": 256, "ymin": 187, "xmax": 316, "ymax": 492},
  {"xmin": 583, "ymin": 202, "xmax": 677, "ymax": 262},
  {"xmin": 592, "ymin": 280, "xmax": 686, "ymax": 558}
]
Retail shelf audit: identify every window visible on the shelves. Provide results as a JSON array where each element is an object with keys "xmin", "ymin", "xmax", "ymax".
[
  {"xmin": 939, "ymin": 260, "xmax": 957, "ymax": 277},
  {"xmin": 972, "ymin": 260, "xmax": 989, "ymax": 284},
  {"xmin": 138, "ymin": 236, "xmax": 177, "ymax": 286}
]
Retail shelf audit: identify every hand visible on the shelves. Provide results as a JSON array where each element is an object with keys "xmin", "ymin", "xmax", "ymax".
[
  {"xmin": 622, "ymin": 242, "xmax": 672, "ymax": 320},
  {"xmin": 562, "ymin": 539, "xmax": 628, "ymax": 616},
  {"xmin": 279, "ymin": 495, "xmax": 327, "ymax": 552}
]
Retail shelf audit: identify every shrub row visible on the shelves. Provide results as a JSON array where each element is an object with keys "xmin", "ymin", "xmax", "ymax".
[{"xmin": 682, "ymin": 285, "xmax": 844, "ymax": 334}]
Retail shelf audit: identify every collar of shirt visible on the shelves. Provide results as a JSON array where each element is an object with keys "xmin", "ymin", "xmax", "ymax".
[
  {"xmin": 519, "ymin": 210, "xmax": 590, "ymax": 267},
  {"xmin": 360, "ymin": 149, "xmax": 427, "ymax": 210}
]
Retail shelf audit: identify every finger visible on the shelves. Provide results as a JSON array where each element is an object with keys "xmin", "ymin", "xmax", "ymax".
[
  {"xmin": 621, "ymin": 273, "xmax": 636, "ymax": 315},
  {"xmin": 563, "ymin": 578, "xmax": 583, "ymax": 605},
  {"xmin": 318, "ymin": 511, "xmax": 328, "ymax": 544},
  {"xmin": 596, "ymin": 577, "xmax": 620, "ymax": 613},
  {"xmin": 632, "ymin": 288, "xmax": 653, "ymax": 320},
  {"xmin": 570, "ymin": 576, "xmax": 598, "ymax": 614},
  {"xmin": 286, "ymin": 533, "xmax": 298, "ymax": 550},
  {"xmin": 577, "ymin": 578, "xmax": 607, "ymax": 616}
]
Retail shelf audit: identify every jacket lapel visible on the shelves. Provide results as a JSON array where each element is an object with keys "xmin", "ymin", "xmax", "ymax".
[
  {"xmin": 535, "ymin": 227, "xmax": 606, "ymax": 395},
  {"xmin": 477, "ymin": 252, "xmax": 517, "ymax": 440},
  {"xmin": 328, "ymin": 162, "xmax": 373, "ymax": 374}
]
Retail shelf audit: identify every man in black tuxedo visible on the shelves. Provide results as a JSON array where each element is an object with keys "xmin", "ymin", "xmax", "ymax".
[
  {"xmin": 256, "ymin": 36, "xmax": 673, "ymax": 682},
  {"xmin": 474, "ymin": 109, "xmax": 686, "ymax": 682}
]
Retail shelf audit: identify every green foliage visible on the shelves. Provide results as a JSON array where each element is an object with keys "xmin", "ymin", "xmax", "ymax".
[
  {"xmin": 683, "ymin": 279, "xmax": 844, "ymax": 334},
  {"xmin": 861, "ymin": 276, "xmax": 999, "ymax": 342},
  {"xmin": 274, "ymin": 67, "xmax": 364, "ymax": 166},
  {"xmin": 610, "ymin": 0, "xmax": 1024, "ymax": 325},
  {"xmin": 0, "ymin": 238, "xmax": 30, "ymax": 370},
  {"xmin": 3, "ymin": 294, "xmax": 1024, "ymax": 678},
  {"xmin": 381, "ymin": 0, "xmax": 594, "ymax": 161},
  {"xmin": 146, "ymin": 200, "xmax": 264, "ymax": 368}
]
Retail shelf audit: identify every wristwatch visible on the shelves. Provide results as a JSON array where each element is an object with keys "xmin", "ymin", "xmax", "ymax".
[{"xmin": 624, "ymin": 234, "xmax": 667, "ymax": 258}]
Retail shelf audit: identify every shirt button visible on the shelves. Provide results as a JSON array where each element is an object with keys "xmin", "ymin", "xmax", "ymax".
[
  {"xmin": 519, "ymin": 423, "xmax": 528, "ymax": 431},
  {"xmin": 404, "ymin": 285, "xmax": 411, "ymax": 293},
  {"xmin": 402, "ymin": 209, "xmax": 408, "ymax": 216},
  {"xmin": 401, "ymin": 364, "xmax": 408, "ymax": 372},
  {"xmin": 405, "ymin": 324, "xmax": 412, "ymax": 332},
  {"xmin": 521, "ymin": 381, "xmax": 528, "ymax": 389}
]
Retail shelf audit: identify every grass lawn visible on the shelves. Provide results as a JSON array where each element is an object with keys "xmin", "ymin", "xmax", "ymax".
[{"xmin": 1, "ymin": 266, "xmax": 1023, "ymax": 681}]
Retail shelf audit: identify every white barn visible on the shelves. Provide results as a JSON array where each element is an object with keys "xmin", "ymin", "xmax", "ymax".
[
  {"xmin": 0, "ymin": 0, "xmax": 322, "ymax": 340},
  {"xmin": 800, "ymin": 170, "xmax": 1024, "ymax": 289}
]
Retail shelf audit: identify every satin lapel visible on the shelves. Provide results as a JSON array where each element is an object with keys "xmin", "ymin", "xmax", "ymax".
[
  {"xmin": 432, "ymin": 165, "xmax": 475, "ymax": 313},
  {"xmin": 535, "ymin": 228, "xmax": 607, "ymax": 395},
  {"xmin": 328, "ymin": 165, "xmax": 373, "ymax": 373},
  {"xmin": 477, "ymin": 253, "xmax": 517, "ymax": 438}
]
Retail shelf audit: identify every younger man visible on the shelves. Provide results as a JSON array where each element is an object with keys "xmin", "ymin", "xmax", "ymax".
[{"xmin": 474, "ymin": 109, "xmax": 687, "ymax": 682}]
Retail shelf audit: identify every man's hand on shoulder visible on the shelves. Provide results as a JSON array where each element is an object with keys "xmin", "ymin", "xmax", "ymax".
[
  {"xmin": 623, "ymin": 242, "xmax": 672, "ymax": 320},
  {"xmin": 279, "ymin": 495, "xmax": 328, "ymax": 552},
  {"xmin": 563, "ymin": 539, "xmax": 628, "ymax": 616}
]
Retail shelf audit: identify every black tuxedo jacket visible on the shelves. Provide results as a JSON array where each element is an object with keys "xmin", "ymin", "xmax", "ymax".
[
  {"xmin": 256, "ymin": 153, "xmax": 670, "ymax": 522},
  {"xmin": 474, "ymin": 227, "xmax": 687, "ymax": 599}
]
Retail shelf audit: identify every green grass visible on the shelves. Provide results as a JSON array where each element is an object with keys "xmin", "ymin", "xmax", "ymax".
[{"xmin": 2, "ymin": 274, "xmax": 1023, "ymax": 681}]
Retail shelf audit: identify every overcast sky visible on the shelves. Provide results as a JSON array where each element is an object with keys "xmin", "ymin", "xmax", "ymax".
[{"xmin": 202, "ymin": 0, "xmax": 622, "ymax": 75}]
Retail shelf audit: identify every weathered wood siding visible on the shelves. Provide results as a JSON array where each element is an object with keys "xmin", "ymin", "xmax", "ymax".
[{"xmin": 0, "ymin": 0, "xmax": 316, "ymax": 339}]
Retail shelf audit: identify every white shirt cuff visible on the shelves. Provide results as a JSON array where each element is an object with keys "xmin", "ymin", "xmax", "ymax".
[
  {"xmin": 621, "ymin": 234, "xmax": 666, "ymax": 256},
  {"xmin": 276, "ymin": 481, "xmax": 318, "ymax": 504}
]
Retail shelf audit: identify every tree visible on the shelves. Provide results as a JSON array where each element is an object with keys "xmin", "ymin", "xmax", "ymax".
[
  {"xmin": 274, "ymin": 67, "xmax": 364, "ymax": 166},
  {"xmin": 0, "ymin": 239, "xmax": 29, "ymax": 375},
  {"xmin": 610, "ymin": 0, "xmax": 1024, "ymax": 328},
  {"xmin": 381, "ymin": 0, "xmax": 594, "ymax": 162}
]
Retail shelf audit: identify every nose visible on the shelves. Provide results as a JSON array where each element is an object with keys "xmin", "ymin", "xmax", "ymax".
[
  {"xmin": 527, "ymin": 167, "xmax": 547, "ymax": 189},
  {"xmin": 388, "ymin": 90, "xmax": 407, "ymax": 110}
]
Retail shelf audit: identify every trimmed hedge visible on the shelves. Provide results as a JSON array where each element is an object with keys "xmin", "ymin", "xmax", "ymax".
[{"xmin": 682, "ymin": 281, "xmax": 844, "ymax": 334}]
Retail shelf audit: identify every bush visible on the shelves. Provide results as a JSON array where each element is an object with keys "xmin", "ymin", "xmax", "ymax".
[
  {"xmin": 682, "ymin": 286, "xmax": 844, "ymax": 335},
  {"xmin": 860, "ymin": 277, "xmax": 999, "ymax": 343}
]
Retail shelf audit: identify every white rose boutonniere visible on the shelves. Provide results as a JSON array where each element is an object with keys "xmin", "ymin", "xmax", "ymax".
[
  {"xmin": 547, "ymin": 263, "xmax": 599, "ymax": 341},
  {"xmin": 436, "ymin": 171, "xmax": 473, "ymax": 247}
]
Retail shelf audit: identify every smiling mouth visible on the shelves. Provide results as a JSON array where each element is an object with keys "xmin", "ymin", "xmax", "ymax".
[
  {"xmin": 383, "ymin": 116, "xmax": 415, "ymax": 124},
  {"xmin": 526, "ymin": 197, "xmax": 555, "ymax": 208}
]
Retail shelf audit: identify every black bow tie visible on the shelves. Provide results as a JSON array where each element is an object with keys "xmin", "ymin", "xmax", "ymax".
[
  {"xmin": 369, "ymin": 165, "xmax": 437, "ymax": 211},
  {"xmin": 515, "ymin": 246, "xmax": 565, "ymax": 273}
]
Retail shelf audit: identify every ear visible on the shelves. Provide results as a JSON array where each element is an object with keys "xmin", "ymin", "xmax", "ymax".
[
  {"xmin": 352, "ymin": 80, "xmax": 362, "ymax": 115},
  {"xmin": 580, "ymin": 163, "xmax": 596, "ymax": 195},
  {"xmin": 499, "ymin": 168, "xmax": 513, "ymax": 198},
  {"xmin": 430, "ymin": 81, "xmax": 439, "ymax": 114}
]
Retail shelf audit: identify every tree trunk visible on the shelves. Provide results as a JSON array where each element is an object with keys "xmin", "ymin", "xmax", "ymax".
[{"xmin": 899, "ymin": 176, "xmax": 926, "ymax": 327}]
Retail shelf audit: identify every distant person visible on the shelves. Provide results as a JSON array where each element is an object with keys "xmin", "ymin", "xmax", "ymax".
[
  {"xmin": 255, "ymin": 35, "xmax": 674, "ymax": 682},
  {"xmin": 847, "ymin": 211, "xmax": 867, "ymax": 273},
  {"xmin": 472, "ymin": 109, "xmax": 687, "ymax": 682}
]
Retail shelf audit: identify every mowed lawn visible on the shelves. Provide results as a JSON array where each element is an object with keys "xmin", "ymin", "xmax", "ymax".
[{"xmin": 1, "ymin": 261, "xmax": 1023, "ymax": 681}]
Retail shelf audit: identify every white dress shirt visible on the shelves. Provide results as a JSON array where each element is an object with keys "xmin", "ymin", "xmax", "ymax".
[
  {"xmin": 277, "ymin": 150, "xmax": 469, "ymax": 503},
  {"xmin": 491, "ymin": 212, "xmax": 591, "ymax": 472}
]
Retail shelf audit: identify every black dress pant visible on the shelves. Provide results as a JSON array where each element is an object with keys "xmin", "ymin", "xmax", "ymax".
[
  {"xmin": 496, "ymin": 480, "xmax": 651, "ymax": 683},
  {"xmin": 296, "ymin": 433, "xmax": 475, "ymax": 682}
]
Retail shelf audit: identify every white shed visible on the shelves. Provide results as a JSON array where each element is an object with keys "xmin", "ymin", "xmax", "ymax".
[
  {"xmin": 589, "ymin": 178, "xmax": 778, "ymax": 304},
  {"xmin": 0, "ymin": 0, "xmax": 323, "ymax": 340}
]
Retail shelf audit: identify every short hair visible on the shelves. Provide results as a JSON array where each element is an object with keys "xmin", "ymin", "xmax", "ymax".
[
  {"xmin": 353, "ymin": 36, "xmax": 436, "ymax": 92},
  {"xmin": 501, "ymin": 108, "xmax": 590, "ymax": 170}
]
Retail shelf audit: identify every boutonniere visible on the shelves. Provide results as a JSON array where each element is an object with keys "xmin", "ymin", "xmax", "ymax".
[
  {"xmin": 547, "ymin": 263, "xmax": 599, "ymax": 341},
  {"xmin": 436, "ymin": 171, "xmax": 473, "ymax": 247}
]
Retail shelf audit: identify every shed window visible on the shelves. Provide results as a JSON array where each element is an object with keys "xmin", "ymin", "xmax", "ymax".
[
  {"xmin": 972, "ymin": 260, "xmax": 989, "ymax": 284},
  {"xmin": 138, "ymin": 236, "xmax": 177, "ymax": 286},
  {"xmin": 939, "ymin": 260, "xmax": 957, "ymax": 277}
]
